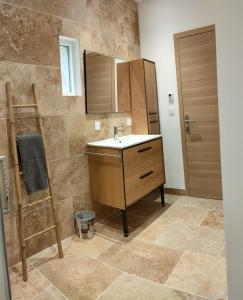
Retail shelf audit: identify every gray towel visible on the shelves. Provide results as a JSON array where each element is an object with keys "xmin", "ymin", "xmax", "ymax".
[{"xmin": 16, "ymin": 134, "xmax": 48, "ymax": 195}]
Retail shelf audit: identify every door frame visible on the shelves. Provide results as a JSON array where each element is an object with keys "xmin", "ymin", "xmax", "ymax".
[{"xmin": 174, "ymin": 25, "xmax": 216, "ymax": 196}]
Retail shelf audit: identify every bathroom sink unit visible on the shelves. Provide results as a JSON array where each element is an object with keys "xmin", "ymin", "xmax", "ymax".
[
  {"xmin": 86, "ymin": 135, "xmax": 166, "ymax": 237},
  {"xmin": 87, "ymin": 134, "xmax": 162, "ymax": 149}
]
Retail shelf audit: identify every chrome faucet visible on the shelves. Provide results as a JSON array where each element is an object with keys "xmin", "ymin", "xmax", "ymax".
[{"xmin": 113, "ymin": 126, "xmax": 124, "ymax": 139}]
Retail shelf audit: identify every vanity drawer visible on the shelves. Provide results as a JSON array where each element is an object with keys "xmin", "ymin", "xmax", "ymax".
[
  {"xmin": 123, "ymin": 138, "xmax": 163, "ymax": 175},
  {"xmin": 124, "ymin": 161, "xmax": 164, "ymax": 206},
  {"xmin": 123, "ymin": 138, "xmax": 165, "ymax": 206}
]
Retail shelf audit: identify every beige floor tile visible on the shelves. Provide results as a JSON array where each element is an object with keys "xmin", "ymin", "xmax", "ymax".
[
  {"xmin": 10, "ymin": 268, "xmax": 50, "ymax": 300},
  {"xmin": 163, "ymin": 205, "xmax": 209, "ymax": 225},
  {"xmin": 70, "ymin": 235, "xmax": 114, "ymax": 259},
  {"xmin": 163, "ymin": 194, "xmax": 181, "ymax": 204},
  {"xmin": 100, "ymin": 240, "xmax": 182, "ymax": 284},
  {"xmin": 32, "ymin": 286, "xmax": 68, "ymax": 300},
  {"xmin": 97, "ymin": 273, "xmax": 205, "ymax": 300},
  {"xmin": 174, "ymin": 196, "xmax": 223, "ymax": 210},
  {"xmin": 155, "ymin": 222, "xmax": 225, "ymax": 256},
  {"xmin": 166, "ymin": 251, "xmax": 227, "ymax": 299},
  {"xmin": 37, "ymin": 246, "xmax": 121, "ymax": 300},
  {"xmin": 201, "ymin": 210, "xmax": 224, "ymax": 229},
  {"xmin": 135, "ymin": 217, "xmax": 175, "ymax": 243}
]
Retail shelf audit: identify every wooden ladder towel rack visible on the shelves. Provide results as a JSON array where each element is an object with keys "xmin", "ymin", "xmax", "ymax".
[{"xmin": 6, "ymin": 82, "xmax": 64, "ymax": 282}]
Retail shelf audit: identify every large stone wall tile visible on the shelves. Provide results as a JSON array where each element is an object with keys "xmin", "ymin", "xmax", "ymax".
[
  {"xmin": 108, "ymin": 113, "xmax": 132, "ymax": 136},
  {"xmin": 36, "ymin": 66, "xmax": 66, "ymax": 116},
  {"xmin": 24, "ymin": 204, "xmax": 56, "ymax": 257},
  {"xmin": 118, "ymin": 2, "xmax": 140, "ymax": 46},
  {"xmin": 3, "ymin": 216, "xmax": 20, "ymax": 265},
  {"xmin": 72, "ymin": 194, "xmax": 86, "ymax": 214},
  {"xmin": 57, "ymin": 198, "xmax": 75, "ymax": 239},
  {"xmin": 65, "ymin": 114, "xmax": 109, "ymax": 155},
  {"xmin": 50, "ymin": 156, "xmax": 85, "ymax": 202},
  {"xmin": 0, "ymin": 61, "xmax": 36, "ymax": 118},
  {"xmin": 120, "ymin": 0, "xmax": 137, "ymax": 12},
  {"xmin": 31, "ymin": 0, "xmax": 87, "ymax": 25},
  {"xmin": 43, "ymin": 116, "xmax": 70, "ymax": 161},
  {"xmin": 36, "ymin": 66, "xmax": 84, "ymax": 116},
  {"xmin": 61, "ymin": 19, "xmax": 92, "ymax": 49},
  {"xmin": 0, "ymin": 3, "xmax": 62, "ymax": 66},
  {"xmin": 2, "ymin": 0, "xmax": 32, "ymax": 9}
]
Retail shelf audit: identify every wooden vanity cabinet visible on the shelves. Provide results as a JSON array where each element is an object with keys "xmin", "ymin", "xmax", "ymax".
[{"xmin": 87, "ymin": 137, "xmax": 165, "ymax": 237}]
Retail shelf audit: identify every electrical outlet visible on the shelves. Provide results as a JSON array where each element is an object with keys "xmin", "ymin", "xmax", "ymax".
[
  {"xmin": 94, "ymin": 120, "xmax": 101, "ymax": 131},
  {"xmin": 126, "ymin": 117, "xmax": 132, "ymax": 127}
]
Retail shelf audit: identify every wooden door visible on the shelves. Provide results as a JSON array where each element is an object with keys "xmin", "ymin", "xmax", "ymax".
[
  {"xmin": 174, "ymin": 25, "xmax": 222, "ymax": 199},
  {"xmin": 144, "ymin": 60, "xmax": 160, "ymax": 134}
]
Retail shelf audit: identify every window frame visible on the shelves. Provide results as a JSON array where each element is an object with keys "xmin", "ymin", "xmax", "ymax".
[{"xmin": 59, "ymin": 36, "xmax": 82, "ymax": 97}]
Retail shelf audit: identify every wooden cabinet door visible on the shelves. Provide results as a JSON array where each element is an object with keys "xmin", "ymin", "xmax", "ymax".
[
  {"xmin": 85, "ymin": 54, "xmax": 115, "ymax": 113},
  {"xmin": 144, "ymin": 60, "xmax": 160, "ymax": 134},
  {"xmin": 117, "ymin": 62, "xmax": 131, "ymax": 112},
  {"xmin": 130, "ymin": 60, "xmax": 149, "ymax": 134}
]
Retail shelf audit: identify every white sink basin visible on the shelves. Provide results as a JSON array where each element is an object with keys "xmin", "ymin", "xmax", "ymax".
[{"xmin": 87, "ymin": 134, "xmax": 162, "ymax": 149}]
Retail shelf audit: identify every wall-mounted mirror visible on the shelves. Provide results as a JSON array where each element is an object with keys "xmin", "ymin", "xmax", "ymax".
[{"xmin": 84, "ymin": 50, "xmax": 131, "ymax": 114}]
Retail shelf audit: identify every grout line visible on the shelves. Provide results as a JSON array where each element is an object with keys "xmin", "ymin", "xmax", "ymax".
[
  {"xmin": 131, "ymin": 273, "xmax": 213, "ymax": 300},
  {"xmin": 95, "ymin": 273, "xmax": 126, "ymax": 300},
  {"xmin": 163, "ymin": 282, "xmax": 213, "ymax": 300},
  {"xmin": 95, "ymin": 232, "xmax": 124, "ymax": 245},
  {"xmin": 31, "ymin": 265, "xmax": 70, "ymax": 300},
  {"xmin": 31, "ymin": 284, "xmax": 70, "ymax": 300}
]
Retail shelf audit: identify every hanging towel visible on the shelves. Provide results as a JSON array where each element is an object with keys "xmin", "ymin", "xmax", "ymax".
[{"xmin": 16, "ymin": 134, "xmax": 48, "ymax": 195}]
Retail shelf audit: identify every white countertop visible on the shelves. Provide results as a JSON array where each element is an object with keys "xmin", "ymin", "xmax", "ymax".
[{"xmin": 87, "ymin": 134, "xmax": 162, "ymax": 149}]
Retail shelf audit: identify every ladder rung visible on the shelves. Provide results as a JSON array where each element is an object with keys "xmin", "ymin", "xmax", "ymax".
[
  {"xmin": 12, "ymin": 104, "xmax": 37, "ymax": 108},
  {"xmin": 24, "ymin": 225, "xmax": 56, "ymax": 242},
  {"xmin": 23, "ymin": 196, "xmax": 52, "ymax": 209}
]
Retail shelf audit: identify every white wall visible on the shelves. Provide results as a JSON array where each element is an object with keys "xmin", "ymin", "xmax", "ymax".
[
  {"xmin": 138, "ymin": 0, "xmax": 216, "ymax": 189},
  {"xmin": 215, "ymin": 0, "xmax": 243, "ymax": 298}
]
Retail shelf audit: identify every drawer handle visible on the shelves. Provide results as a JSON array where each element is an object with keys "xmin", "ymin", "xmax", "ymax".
[
  {"xmin": 140, "ymin": 171, "xmax": 154, "ymax": 179},
  {"xmin": 149, "ymin": 121, "xmax": 158, "ymax": 124},
  {"xmin": 149, "ymin": 112, "xmax": 158, "ymax": 115},
  {"xmin": 138, "ymin": 146, "xmax": 152, "ymax": 153}
]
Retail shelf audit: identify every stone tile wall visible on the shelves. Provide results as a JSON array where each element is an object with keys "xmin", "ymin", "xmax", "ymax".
[{"xmin": 0, "ymin": 0, "xmax": 140, "ymax": 265}]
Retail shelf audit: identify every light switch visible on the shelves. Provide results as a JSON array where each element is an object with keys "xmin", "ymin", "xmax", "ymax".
[
  {"xmin": 169, "ymin": 106, "xmax": 176, "ymax": 117},
  {"xmin": 94, "ymin": 120, "xmax": 101, "ymax": 131},
  {"xmin": 126, "ymin": 117, "xmax": 132, "ymax": 127}
]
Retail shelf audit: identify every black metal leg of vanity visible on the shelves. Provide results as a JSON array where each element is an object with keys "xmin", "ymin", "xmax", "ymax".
[
  {"xmin": 122, "ymin": 209, "xmax": 129, "ymax": 237},
  {"xmin": 160, "ymin": 185, "xmax": 165, "ymax": 207}
]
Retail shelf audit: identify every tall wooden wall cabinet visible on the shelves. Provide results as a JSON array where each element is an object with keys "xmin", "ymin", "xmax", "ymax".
[{"xmin": 117, "ymin": 59, "xmax": 160, "ymax": 134}]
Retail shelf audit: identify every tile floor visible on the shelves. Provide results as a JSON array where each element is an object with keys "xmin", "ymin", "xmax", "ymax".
[{"xmin": 9, "ymin": 192, "xmax": 227, "ymax": 300}]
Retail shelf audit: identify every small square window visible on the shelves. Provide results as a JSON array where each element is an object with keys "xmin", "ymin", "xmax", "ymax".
[{"xmin": 59, "ymin": 36, "xmax": 82, "ymax": 96}]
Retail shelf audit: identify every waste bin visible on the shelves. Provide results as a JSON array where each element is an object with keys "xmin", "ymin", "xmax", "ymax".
[{"xmin": 75, "ymin": 210, "xmax": 95, "ymax": 239}]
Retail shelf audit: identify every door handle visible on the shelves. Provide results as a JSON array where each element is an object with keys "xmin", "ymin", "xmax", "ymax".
[{"xmin": 184, "ymin": 115, "xmax": 195, "ymax": 134}]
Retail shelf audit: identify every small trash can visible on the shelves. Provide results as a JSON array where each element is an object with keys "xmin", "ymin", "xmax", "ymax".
[{"xmin": 75, "ymin": 210, "xmax": 95, "ymax": 239}]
